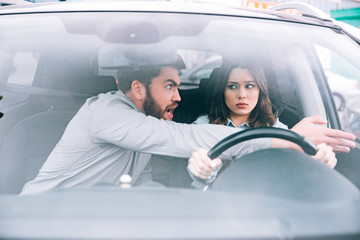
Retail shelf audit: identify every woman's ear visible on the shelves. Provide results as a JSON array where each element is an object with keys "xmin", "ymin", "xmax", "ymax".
[{"xmin": 131, "ymin": 80, "xmax": 146, "ymax": 101}]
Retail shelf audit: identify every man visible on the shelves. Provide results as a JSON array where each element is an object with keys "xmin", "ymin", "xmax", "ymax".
[{"xmin": 20, "ymin": 56, "xmax": 356, "ymax": 195}]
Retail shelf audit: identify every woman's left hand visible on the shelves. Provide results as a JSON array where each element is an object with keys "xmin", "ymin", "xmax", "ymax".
[{"xmin": 312, "ymin": 143, "xmax": 337, "ymax": 168}]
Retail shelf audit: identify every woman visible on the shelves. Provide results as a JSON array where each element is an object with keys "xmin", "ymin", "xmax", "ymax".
[
  {"xmin": 194, "ymin": 61, "xmax": 285, "ymax": 129},
  {"xmin": 188, "ymin": 61, "xmax": 337, "ymax": 183}
]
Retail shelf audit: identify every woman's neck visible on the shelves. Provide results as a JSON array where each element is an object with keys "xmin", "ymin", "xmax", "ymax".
[{"xmin": 229, "ymin": 115, "xmax": 249, "ymax": 128}]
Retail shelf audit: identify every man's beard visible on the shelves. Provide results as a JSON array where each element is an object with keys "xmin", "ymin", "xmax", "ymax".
[{"xmin": 143, "ymin": 89, "xmax": 163, "ymax": 119}]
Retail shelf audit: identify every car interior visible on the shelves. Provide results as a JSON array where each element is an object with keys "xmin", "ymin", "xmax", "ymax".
[
  {"xmin": 0, "ymin": 15, "xmax": 359, "ymax": 194},
  {"xmin": 0, "ymin": 44, "xmax": 323, "ymax": 194}
]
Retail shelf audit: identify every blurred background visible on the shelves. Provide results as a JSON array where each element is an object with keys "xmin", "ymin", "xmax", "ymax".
[
  {"xmin": 182, "ymin": 0, "xmax": 360, "ymax": 28},
  {"xmin": 1, "ymin": 0, "xmax": 360, "ymax": 29}
]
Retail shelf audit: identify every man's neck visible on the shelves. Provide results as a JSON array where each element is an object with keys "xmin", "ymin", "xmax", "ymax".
[{"xmin": 126, "ymin": 91, "xmax": 144, "ymax": 113}]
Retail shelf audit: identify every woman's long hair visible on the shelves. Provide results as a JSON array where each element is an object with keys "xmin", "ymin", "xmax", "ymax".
[{"xmin": 208, "ymin": 61, "xmax": 277, "ymax": 128}]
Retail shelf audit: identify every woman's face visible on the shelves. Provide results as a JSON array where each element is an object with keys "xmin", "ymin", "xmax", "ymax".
[{"xmin": 224, "ymin": 68, "xmax": 260, "ymax": 123}]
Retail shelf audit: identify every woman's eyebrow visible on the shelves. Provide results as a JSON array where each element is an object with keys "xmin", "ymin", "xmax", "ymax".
[{"xmin": 227, "ymin": 81, "xmax": 239, "ymax": 84}]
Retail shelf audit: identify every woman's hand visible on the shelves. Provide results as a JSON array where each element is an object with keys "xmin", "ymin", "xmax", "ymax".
[
  {"xmin": 313, "ymin": 143, "xmax": 337, "ymax": 168},
  {"xmin": 187, "ymin": 148, "xmax": 222, "ymax": 180}
]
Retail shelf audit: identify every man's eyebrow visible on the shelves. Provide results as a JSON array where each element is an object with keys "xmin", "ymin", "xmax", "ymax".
[{"xmin": 165, "ymin": 79, "xmax": 179, "ymax": 86}]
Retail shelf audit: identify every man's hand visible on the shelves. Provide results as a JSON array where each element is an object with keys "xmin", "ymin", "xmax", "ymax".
[
  {"xmin": 313, "ymin": 143, "xmax": 337, "ymax": 168},
  {"xmin": 187, "ymin": 148, "xmax": 222, "ymax": 180},
  {"xmin": 291, "ymin": 116, "xmax": 356, "ymax": 153}
]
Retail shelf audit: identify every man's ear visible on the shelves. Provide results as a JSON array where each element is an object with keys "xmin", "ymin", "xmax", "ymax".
[{"xmin": 131, "ymin": 80, "xmax": 146, "ymax": 101}]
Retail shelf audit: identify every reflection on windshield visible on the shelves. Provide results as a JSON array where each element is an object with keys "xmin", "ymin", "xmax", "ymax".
[{"xmin": 0, "ymin": 11, "xmax": 360, "ymax": 195}]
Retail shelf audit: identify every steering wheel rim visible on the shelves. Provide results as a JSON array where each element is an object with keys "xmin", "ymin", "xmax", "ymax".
[{"xmin": 208, "ymin": 127, "xmax": 318, "ymax": 160}]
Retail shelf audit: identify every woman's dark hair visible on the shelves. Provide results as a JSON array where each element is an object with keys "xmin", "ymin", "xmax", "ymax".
[{"xmin": 209, "ymin": 61, "xmax": 277, "ymax": 128}]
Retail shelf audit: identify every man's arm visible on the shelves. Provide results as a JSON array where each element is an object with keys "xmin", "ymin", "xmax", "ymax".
[{"xmin": 91, "ymin": 98, "xmax": 270, "ymax": 159}]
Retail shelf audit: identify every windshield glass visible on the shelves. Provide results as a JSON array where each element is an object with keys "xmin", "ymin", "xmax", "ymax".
[
  {"xmin": 1, "ymin": 11, "xmax": 360, "ymax": 193},
  {"xmin": 1, "ymin": 6, "xmax": 360, "ymax": 239}
]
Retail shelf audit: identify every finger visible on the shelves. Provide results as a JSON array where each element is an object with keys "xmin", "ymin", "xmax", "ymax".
[
  {"xmin": 328, "ymin": 144, "xmax": 350, "ymax": 153},
  {"xmin": 303, "ymin": 115, "xmax": 327, "ymax": 125},
  {"xmin": 188, "ymin": 158, "xmax": 214, "ymax": 179},
  {"xmin": 313, "ymin": 143, "xmax": 327, "ymax": 162},
  {"xmin": 188, "ymin": 164, "xmax": 212, "ymax": 179},
  {"xmin": 190, "ymin": 158, "xmax": 214, "ymax": 176},
  {"xmin": 197, "ymin": 148, "xmax": 209, "ymax": 156},
  {"xmin": 189, "ymin": 157, "xmax": 213, "ymax": 176},
  {"xmin": 330, "ymin": 155, "xmax": 338, "ymax": 169},
  {"xmin": 323, "ymin": 146, "xmax": 333, "ymax": 165},
  {"xmin": 189, "ymin": 148, "xmax": 213, "ymax": 175},
  {"xmin": 325, "ymin": 152, "xmax": 335, "ymax": 168},
  {"xmin": 191, "ymin": 150, "xmax": 211, "ymax": 169},
  {"xmin": 318, "ymin": 145, "xmax": 337, "ymax": 168},
  {"xmin": 313, "ymin": 149, "xmax": 326, "ymax": 163},
  {"xmin": 321, "ymin": 136, "xmax": 355, "ymax": 150},
  {"xmin": 210, "ymin": 158, "xmax": 222, "ymax": 170},
  {"xmin": 325, "ymin": 129, "xmax": 356, "ymax": 141}
]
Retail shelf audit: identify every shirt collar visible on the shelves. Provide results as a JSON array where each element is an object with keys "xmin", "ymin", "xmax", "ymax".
[
  {"xmin": 226, "ymin": 118, "xmax": 248, "ymax": 129},
  {"xmin": 115, "ymin": 90, "xmax": 142, "ymax": 112}
]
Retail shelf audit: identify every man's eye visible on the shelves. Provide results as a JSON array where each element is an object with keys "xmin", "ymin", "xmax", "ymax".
[{"xmin": 166, "ymin": 84, "xmax": 173, "ymax": 90}]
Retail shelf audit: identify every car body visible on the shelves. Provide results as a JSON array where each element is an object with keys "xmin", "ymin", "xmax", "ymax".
[{"xmin": 0, "ymin": 1, "xmax": 360, "ymax": 239}]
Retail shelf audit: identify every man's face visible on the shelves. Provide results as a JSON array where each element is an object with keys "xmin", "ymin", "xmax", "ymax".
[{"xmin": 143, "ymin": 66, "xmax": 181, "ymax": 121}]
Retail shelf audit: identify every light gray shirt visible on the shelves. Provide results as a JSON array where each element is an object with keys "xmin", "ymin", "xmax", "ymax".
[{"xmin": 21, "ymin": 91, "xmax": 271, "ymax": 195}]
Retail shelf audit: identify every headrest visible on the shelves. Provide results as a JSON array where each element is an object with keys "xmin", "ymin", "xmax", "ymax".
[{"xmin": 199, "ymin": 68, "xmax": 221, "ymax": 114}]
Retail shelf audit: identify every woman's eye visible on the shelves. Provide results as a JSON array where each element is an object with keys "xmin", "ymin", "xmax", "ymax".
[
  {"xmin": 246, "ymin": 84, "xmax": 255, "ymax": 89},
  {"xmin": 227, "ymin": 85, "xmax": 237, "ymax": 90}
]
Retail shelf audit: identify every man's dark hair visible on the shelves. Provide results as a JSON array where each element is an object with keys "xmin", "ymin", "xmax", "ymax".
[{"xmin": 116, "ymin": 55, "xmax": 186, "ymax": 93}]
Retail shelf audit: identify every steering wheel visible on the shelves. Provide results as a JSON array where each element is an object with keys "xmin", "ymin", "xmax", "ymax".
[
  {"xmin": 208, "ymin": 127, "xmax": 318, "ymax": 160},
  {"xmin": 207, "ymin": 127, "xmax": 360, "ymax": 202}
]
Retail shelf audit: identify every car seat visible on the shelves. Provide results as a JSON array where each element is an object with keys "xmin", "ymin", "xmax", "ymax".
[{"xmin": 0, "ymin": 54, "xmax": 117, "ymax": 194}]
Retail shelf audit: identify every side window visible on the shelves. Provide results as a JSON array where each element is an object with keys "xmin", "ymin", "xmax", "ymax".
[
  {"xmin": 0, "ymin": 51, "xmax": 40, "ymax": 109},
  {"xmin": 315, "ymin": 45, "xmax": 360, "ymax": 137},
  {"xmin": 178, "ymin": 50, "xmax": 222, "ymax": 89},
  {"xmin": 8, "ymin": 51, "xmax": 40, "ymax": 86}
]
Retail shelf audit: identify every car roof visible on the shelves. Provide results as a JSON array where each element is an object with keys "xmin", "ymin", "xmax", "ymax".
[{"xmin": 0, "ymin": 0, "xmax": 339, "ymax": 28}]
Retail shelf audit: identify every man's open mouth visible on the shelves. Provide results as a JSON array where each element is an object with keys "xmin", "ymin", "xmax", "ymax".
[{"xmin": 165, "ymin": 108, "xmax": 175, "ymax": 120}]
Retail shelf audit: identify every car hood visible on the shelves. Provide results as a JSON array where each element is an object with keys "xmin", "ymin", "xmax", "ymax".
[{"xmin": 1, "ymin": 186, "xmax": 360, "ymax": 239}]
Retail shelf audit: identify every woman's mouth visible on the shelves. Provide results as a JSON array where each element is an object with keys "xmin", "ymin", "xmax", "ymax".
[{"xmin": 236, "ymin": 103, "xmax": 248, "ymax": 109}]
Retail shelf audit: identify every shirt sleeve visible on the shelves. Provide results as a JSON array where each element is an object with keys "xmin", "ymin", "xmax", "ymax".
[
  {"xmin": 193, "ymin": 115, "xmax": 210, "ymax": 124},
  {"xmin": 89, "ymin": 95, "xmax": 272, "ymax": 160}
]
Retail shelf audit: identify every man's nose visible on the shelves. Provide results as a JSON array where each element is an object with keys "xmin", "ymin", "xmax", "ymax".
[{"xmin": 173, "ymin": 88, "xmax": 181, "ymax": 102}]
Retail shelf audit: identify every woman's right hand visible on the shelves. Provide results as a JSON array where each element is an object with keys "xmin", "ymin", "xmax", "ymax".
[
  {"xmin": 187, "ymin": 148, "xmax": 222, "ymax": 180},
  {"xmin": 313, "ymin": 143, "xmax": 337, "ymax": 168}
]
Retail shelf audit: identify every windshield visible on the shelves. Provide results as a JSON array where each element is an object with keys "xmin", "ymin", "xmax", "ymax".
[{"xmin": 1, "ymin": 6, "xmax": 360, "ymax": 239}]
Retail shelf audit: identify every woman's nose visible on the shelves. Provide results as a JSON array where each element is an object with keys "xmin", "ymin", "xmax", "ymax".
[{"xmin": 237, "ymin": 88, "xmax": 246, "ymax": 99}]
